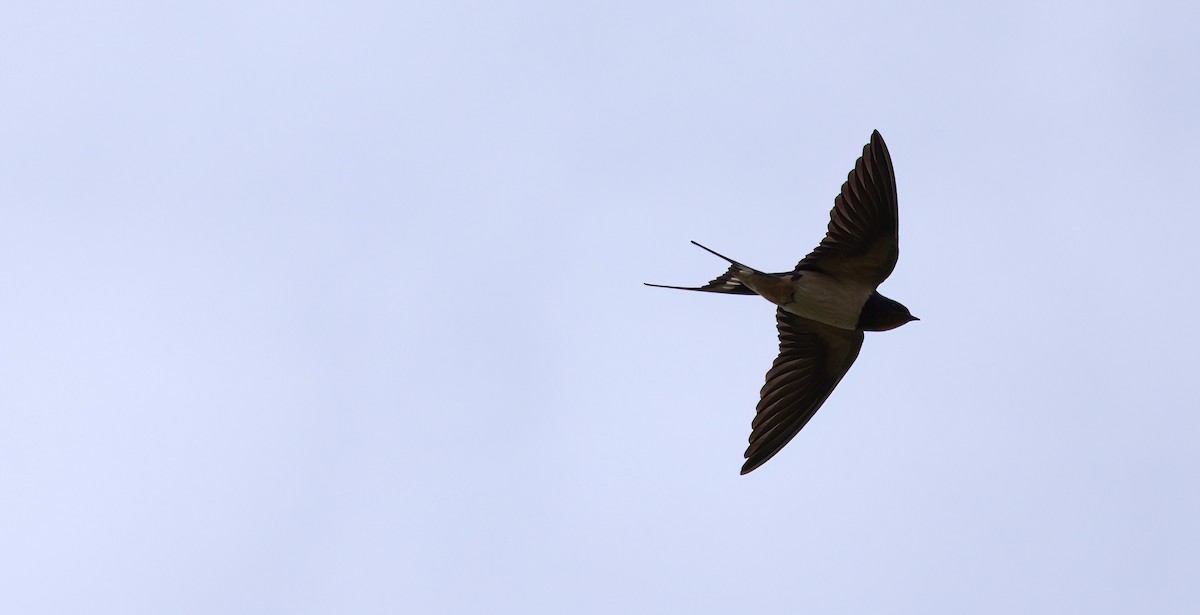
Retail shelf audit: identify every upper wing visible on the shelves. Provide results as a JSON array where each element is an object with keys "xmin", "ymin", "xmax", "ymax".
[
  {"xmin": 793, "ymin": 130, "xmax": 899, "ymax": 288},
  {"xmin": 741, "ymin": 308, "xmax": 864, "ymax": 474}
]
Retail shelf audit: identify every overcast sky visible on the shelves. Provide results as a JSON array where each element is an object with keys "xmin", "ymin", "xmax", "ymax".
[{"xmin": 3, "ymin": 1, "xmax": 1199, "ymax": 613}]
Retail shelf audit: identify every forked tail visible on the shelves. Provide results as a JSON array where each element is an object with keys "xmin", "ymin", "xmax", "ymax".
[{"xmin": 644, "ymin": 241, "xmax": 767, "ymax": 295}]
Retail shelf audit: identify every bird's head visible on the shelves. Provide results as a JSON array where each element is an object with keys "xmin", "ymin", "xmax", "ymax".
[{"xmin": 858, "ymin": 291, "xmax": 919, "ymax": 332}]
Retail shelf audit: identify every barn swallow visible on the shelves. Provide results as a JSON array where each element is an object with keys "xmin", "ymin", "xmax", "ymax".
[{"xmin": 647, "ymin": 130, "xmax": 917, "ymax": 474}]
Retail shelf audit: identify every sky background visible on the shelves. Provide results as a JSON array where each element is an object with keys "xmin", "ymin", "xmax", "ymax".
[{"xmin": 3, "ymin": 1, "xmax": 1199, "ymax": 613}]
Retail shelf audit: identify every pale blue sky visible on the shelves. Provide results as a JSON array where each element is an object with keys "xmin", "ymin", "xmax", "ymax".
[{"xmin": 3, "ymin": 1, "xmax": 1199, "ymax": 613}]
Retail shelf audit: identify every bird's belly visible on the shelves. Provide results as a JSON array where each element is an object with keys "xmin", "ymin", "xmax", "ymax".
[{"xmin": 782, "ymin": 273, "xmax": 873, "ymax": 330}]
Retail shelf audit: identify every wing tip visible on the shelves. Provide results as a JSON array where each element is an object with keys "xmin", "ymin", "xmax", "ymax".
[
  {"xmin": 869, "ymin": 130, "xmax": 891, "ymax": 158},
  {"xmin": 740, "ymin": 456, "xmax": 766, "ymax": 475}
]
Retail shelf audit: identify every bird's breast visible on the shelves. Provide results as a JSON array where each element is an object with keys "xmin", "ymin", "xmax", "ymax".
[{"xmin": 781, "ymin": 272, "xmax": 873, "ymax": 330}]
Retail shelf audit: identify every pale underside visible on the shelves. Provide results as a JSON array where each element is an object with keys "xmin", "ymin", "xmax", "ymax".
[{"xmin": 736, "ymin": 270, "xmax": 873, "ymax": 331}]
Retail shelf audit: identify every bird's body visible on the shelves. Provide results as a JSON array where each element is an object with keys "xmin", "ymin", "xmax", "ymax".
[
  {"xmin": 737, "ymin": 267, "xmax": 874, "ymax": 330},
  {"xmin": 647, "ymin": 130, "xmax": 917, "ymax": 474}
]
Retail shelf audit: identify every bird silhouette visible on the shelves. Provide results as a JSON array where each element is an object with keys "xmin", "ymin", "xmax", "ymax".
[{"xmin": 647, "ymin": 130, "xmax": 918, "ymax": 474}]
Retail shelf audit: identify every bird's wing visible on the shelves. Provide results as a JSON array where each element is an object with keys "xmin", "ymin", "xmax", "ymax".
[
  {"xmin": 741, "ymin": 308, "xmax": 864, "ymax": 474},
  {"xmin": 793, "ymin": 130, "xmax": 899, "ymax": 288}
]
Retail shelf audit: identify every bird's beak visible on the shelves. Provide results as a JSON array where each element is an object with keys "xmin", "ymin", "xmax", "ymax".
[{"xmin": 909, "ymin": 315, "xmax": 920, "ymax": 321}]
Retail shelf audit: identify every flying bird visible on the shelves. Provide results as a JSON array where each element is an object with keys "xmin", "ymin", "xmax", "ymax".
[{"xmin": 647, "ymin": 130, "xmax": 917, "ymax": 474}]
